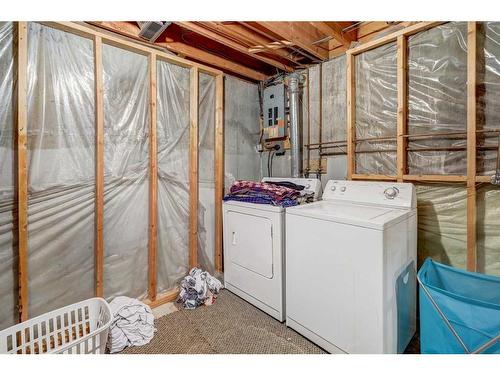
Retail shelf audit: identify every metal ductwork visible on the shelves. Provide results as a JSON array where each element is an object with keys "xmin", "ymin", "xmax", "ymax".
[
  {"xmin": 288, "ymin": 72, "xmax": 303, "ymax": 178},
  {"xmin": 137, "ymin": 21, "xmax": 172, "ymax": 42}
]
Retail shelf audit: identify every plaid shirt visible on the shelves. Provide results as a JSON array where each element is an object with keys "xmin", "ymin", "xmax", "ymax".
[{"xmin": 224, "ymin": 180, "xmax": 300, "ymax": 207}]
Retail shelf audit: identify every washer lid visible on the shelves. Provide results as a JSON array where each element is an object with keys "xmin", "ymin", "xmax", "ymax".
[{"xmin": 285, "ymin": 200, "xmax": 415, "ymax": 230}]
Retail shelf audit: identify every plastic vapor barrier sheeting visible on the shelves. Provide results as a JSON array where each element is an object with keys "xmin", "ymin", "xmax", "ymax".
[
  {"xmin": 224, "ymin": 76, "xmax": 261, "ymax": 188},
  {"xmin": 416, "ymin": 184, "xmax": 467, "ymax": 270},
  {"xmin": 102, "ymin": 44, "xmax": 149, "ymax": 300},
  {"xmin": 478, "ymin": 22, "xmax": 500, "ymax": 175},
  {"xmin": 408, "ymin": 22, "xmax": 468, "ymax": 175},
  {"xmin": 476, "ymin": 186, "xmax": 500, "ymax": 276},
  {"xmin": 355, "ymin": 42, "xmax": 398, "ymax": 175},
  {"xmin": 0, "ymin": 22, "xmax": 17, "ymax": 330},
  {"xmin": 156, "ymin": 61, "xmax": 190, "ymax": 293},
  {"xmin": 198, "ymin": 73, "xmax": 216, "ymax": 275},
  {"xmin": 27, "ymin": 23, "xmax": 95, "ymax": 317}
]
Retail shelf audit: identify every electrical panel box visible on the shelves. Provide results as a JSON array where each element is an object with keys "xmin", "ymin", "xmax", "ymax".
[{"xmin": 263, "ymin": 83, "xmax": 286, "ymax": 141}]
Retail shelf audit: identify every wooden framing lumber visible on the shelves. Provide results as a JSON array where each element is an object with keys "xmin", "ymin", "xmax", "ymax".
[
  {"xmin": 16, "ymin": 21, "xmax": 29, "ymax": 322},
  {"xmin": 94, "ymin": 35, "xmax": 105, "ymax": 298},
  {"xmin": 347, "ymin": 22, "xmax": 445, "ymax": 56},
  {"xmin": 143, "ymin": 288, "xmax": 179, "ymax": 309},
  {"xmin": 397, "ymin": 35, "xmax": 408, "ymax": 182},
  {"xmin": 403, "ymin": 175, "xmax": 467, "ymax": 182},
  {"xmin": 214, "ymin": 75, "xmax": 224, "ymax": 273},
  {"xmin": 312, "ymin": 22, "xmax": 355, "ymax": 48},
  {"xmin": 189, "ymin": 67, "xmax": 199, "ymax": 269},
  {"xmin": 175, "ymin": 21, "xmax": 294, "ymax": 72},
  {"xmin": 351, "ymin": 174, "xmax": 396, "ymax": 181},
  {"xmin": 346, "ymin": 53, "xmax": 356, "ymax": 179},
  {"xmin": 148, "ymin": 53, "xmax": 158, "ymax": 301},
  {"xmin": 466, "ymin": 22, "xmax": 477, "ymax": 272},
  {"xmin": 253, "ymin": 22, "xmax": 329, "ymax": 60},
  {"xmin": 40, "ymin": 22, "xmax": 223, "ymax": 76},
  {"xmin": 88, "ymin": 21, "xmax": 265, "ymax": 81}
]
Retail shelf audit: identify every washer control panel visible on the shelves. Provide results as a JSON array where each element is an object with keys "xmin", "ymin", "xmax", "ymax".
[{"xmin": 323, "ymin": 180, "xmax": 416, "ymax": 208}]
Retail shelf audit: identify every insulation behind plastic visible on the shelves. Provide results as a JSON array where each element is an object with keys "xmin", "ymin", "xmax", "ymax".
[
  {"xmin": 102, "ymin": 44, "xmax": 149, "ymax": 300},
  {"xmin": 476, "ymin": 186, "xmax": 500, "ymax": 276},
  {"xmin": 198, "ymin": 73, "xmax": 216, "ymax": 274},
  {"xmin": 415, "ymin": 184, "xmax": 467, "ymax": 270},
  {"xmin": 355, "ymin": 42, "xmax": 398, "ymax": 175},
  {"xmin": 224, "ymin": 76, "xmax": 261, "ymax": 188},
  {"xmin": 477, "ymin": 22, "xmax": 500, "ymax": 175},
  {"xmin": 27, "ymin": 23, "xmax": 95, "ymax": 317},
  {"xmin": 407, "ymin": 22, "xmax": 468, "ymax": 175},
  {"xmin": 0, "ymin": 22, "xmax": 17, "ymax": 329},
  {"xmin": 156, "ymin": 60, "xmax": 190, "ymax": 293}
]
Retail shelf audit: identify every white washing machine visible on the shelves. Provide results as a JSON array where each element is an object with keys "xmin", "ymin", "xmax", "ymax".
[
  {"xmin": 285, "ymin": 180, "xmax": 417, "ymax": 353},
  {"xmin": 222, "ymin": 178, "xmax": 321, "ymax": 322}
]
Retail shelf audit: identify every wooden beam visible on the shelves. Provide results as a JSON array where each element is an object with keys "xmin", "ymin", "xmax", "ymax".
[
  {"xmin": 347, "ymin": 22, "xmax": 445, "ymax": 56},
  {"xmin": 346, "ymin": 53, "xmax": 356, "ymax": 179},
  {"xmin": 397, "ymin": 35, "xmax": 408, "ymax": 182},
  {"xmin": 403, "ymin": 174, "xmax": 467, "ymax": 182},
  {"xmin": 16, "ymin": 21, "xmax": 29, "ymax": 322},
  {"xmin": 148, "ymin": 53, "xmax": 158, "ymax": 301},
  {"xmin": 214, "ymin": 75, "xmax": 224, "ymax": 273},
  {"xmin": 311, "ymin": 22, "xmax": 355, "ymax": 48},
  {"xmin": 157, "ymin": 41, "xmax": 267, "ymax": 81},
  {"xmin": 189, "ymin": 67, "xmax": 199, "ymax": 269},
  {"xmin": 351, "ymin": 174, "xmax": 396, "ymax": 181},
  {"xmin": 143, "ymin": 288, "xmax": 179, "ymax": 309},
  {"xmin": 94, "ymin": 35, "xmax": 105, "ymax": 298},
  {"xmin": 253, "ymin": 22, "xmax": 329, "ymax": 60},
  {"xmin": 466, "ymin": 22, "xmax": 477, "ymax": 272},
  {"xmin": 175, "ymin": 21, "xmax": 294, "ymax": 72}
]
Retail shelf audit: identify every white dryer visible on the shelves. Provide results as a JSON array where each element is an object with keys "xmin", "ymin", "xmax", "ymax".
[
  {"xmin": 222, "ymin": 178, "xmax": 321, "ymax": 322},
  {"xmin": 285, "ymin": 180, "xmax": 417, "ymax": 353}
]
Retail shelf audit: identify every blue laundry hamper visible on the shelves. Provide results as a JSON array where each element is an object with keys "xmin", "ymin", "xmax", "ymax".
[{"xmin": 417, "ymin": 258, "xmax": 500, "ymax": 354}]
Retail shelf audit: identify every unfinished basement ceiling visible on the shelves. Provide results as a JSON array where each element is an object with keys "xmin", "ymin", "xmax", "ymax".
[{"xmin": 87, "ymin": 21, "xmax": 406, "ymax": 81}]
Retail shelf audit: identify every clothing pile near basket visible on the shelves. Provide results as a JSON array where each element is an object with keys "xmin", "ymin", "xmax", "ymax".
[
  {"xmin": 223, "ymin": 180, "xmax": 314, "ymax": 207},
  {"xmin": 177, "ymin": 268, "xmax": 223, "ymax": 309},
  {"xmin": 107, "ymin": 296, "xmax": 156, "ymax": 353}
]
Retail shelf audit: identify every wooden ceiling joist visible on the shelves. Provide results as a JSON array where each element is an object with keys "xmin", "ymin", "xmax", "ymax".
[
  {"xmin": 249, "ymin": 22, "xmax": 330, "ymax": 61},
  {"xmin": 311, "ymin": 22, "xmax": 356, "ymax": 48},
  {"xmin": 175, "ymin": 21, "xmax": 294, "ymax": 72}
]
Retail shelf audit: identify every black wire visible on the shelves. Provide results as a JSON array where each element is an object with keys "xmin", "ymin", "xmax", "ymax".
[
  {"xmin": 270, "ymin": 150, "xmax": 276, "ymax": 177},
  {"xmin": 267, "ymin": 149, "xmax": 272, "ymax": 177}
]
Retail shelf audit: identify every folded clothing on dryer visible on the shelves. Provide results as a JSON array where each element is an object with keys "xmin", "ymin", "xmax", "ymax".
[{"xmin": 223, "ymin": 180, "xmax": 302, "ymax": 207}]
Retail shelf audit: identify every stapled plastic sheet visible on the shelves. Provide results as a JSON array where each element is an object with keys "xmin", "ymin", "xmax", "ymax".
[
  {"xmin": 198, "ymin": 73, "xmax": 216, "ymax": 274},
  {"xmin": 0, "ymin": 22, "xmax": 17, "ymax": 330},
  {"xmin": 478, "ymin": 22, "xmax": 500, "ymax": 175},
  {"xmin": 27, "ymin": 23, "xmax": 95, "ymax": 317},
  {"xmin": 156, "ymin": 60, "xmax": 190, "ymax": 293},
  {"xmin": 408, "ymin": 22, "xmax": 468, "ymax": 175},
  {"xmin": 355, "ymin": 42, "xmax": 398, "ymax": 175},
  {"xmin": 103, "ymin": 44, "xmax": 149, "ymax": 300},
  {"xmin": 477, "ymin": 186, "xmax": 500, "ymax": 276},
  {"xmin": 224, "ymin": 76, "xmax": 261, "ymax": 188},
  {"xmin": 416, "ymin": 184, "xmax": 467, "ymax": 270}
]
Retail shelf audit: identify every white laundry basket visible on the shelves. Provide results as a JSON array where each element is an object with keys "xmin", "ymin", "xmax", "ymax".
[{"xmin": 0, "ymin": 297, "xmax": 112, "ymax": 354}]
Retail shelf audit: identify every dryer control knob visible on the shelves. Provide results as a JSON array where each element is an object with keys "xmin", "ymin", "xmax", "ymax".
[{"xmin": 384, "ymin": 187, "xmax": 399, "ymax": 199}]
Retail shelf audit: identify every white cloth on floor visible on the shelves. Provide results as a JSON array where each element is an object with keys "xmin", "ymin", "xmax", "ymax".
[
  {"xmin": 178, "ymin": 268, "xmax": 223, "ymax": 309},
  {"xmin": 107, "ymin": 296, "xmax": 156, "ymax": 353}
]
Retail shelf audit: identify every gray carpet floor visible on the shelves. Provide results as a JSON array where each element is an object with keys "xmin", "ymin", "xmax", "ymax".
[{"xmin": 122, "ymin": 290, "xmax": 326, "ymax": 354}]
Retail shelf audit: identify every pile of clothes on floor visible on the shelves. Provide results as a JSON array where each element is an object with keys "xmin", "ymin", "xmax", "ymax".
[
  {"xmin": 107, "ymin": 296, "xmax": 156, "ymax": 353},
  {"xmin": 177, "ymin": 268, "xmax": 223, "ymax": 309},
  {"xmin": 223, "ymin": 180, "xmax": 315, "ymax": 207}
]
